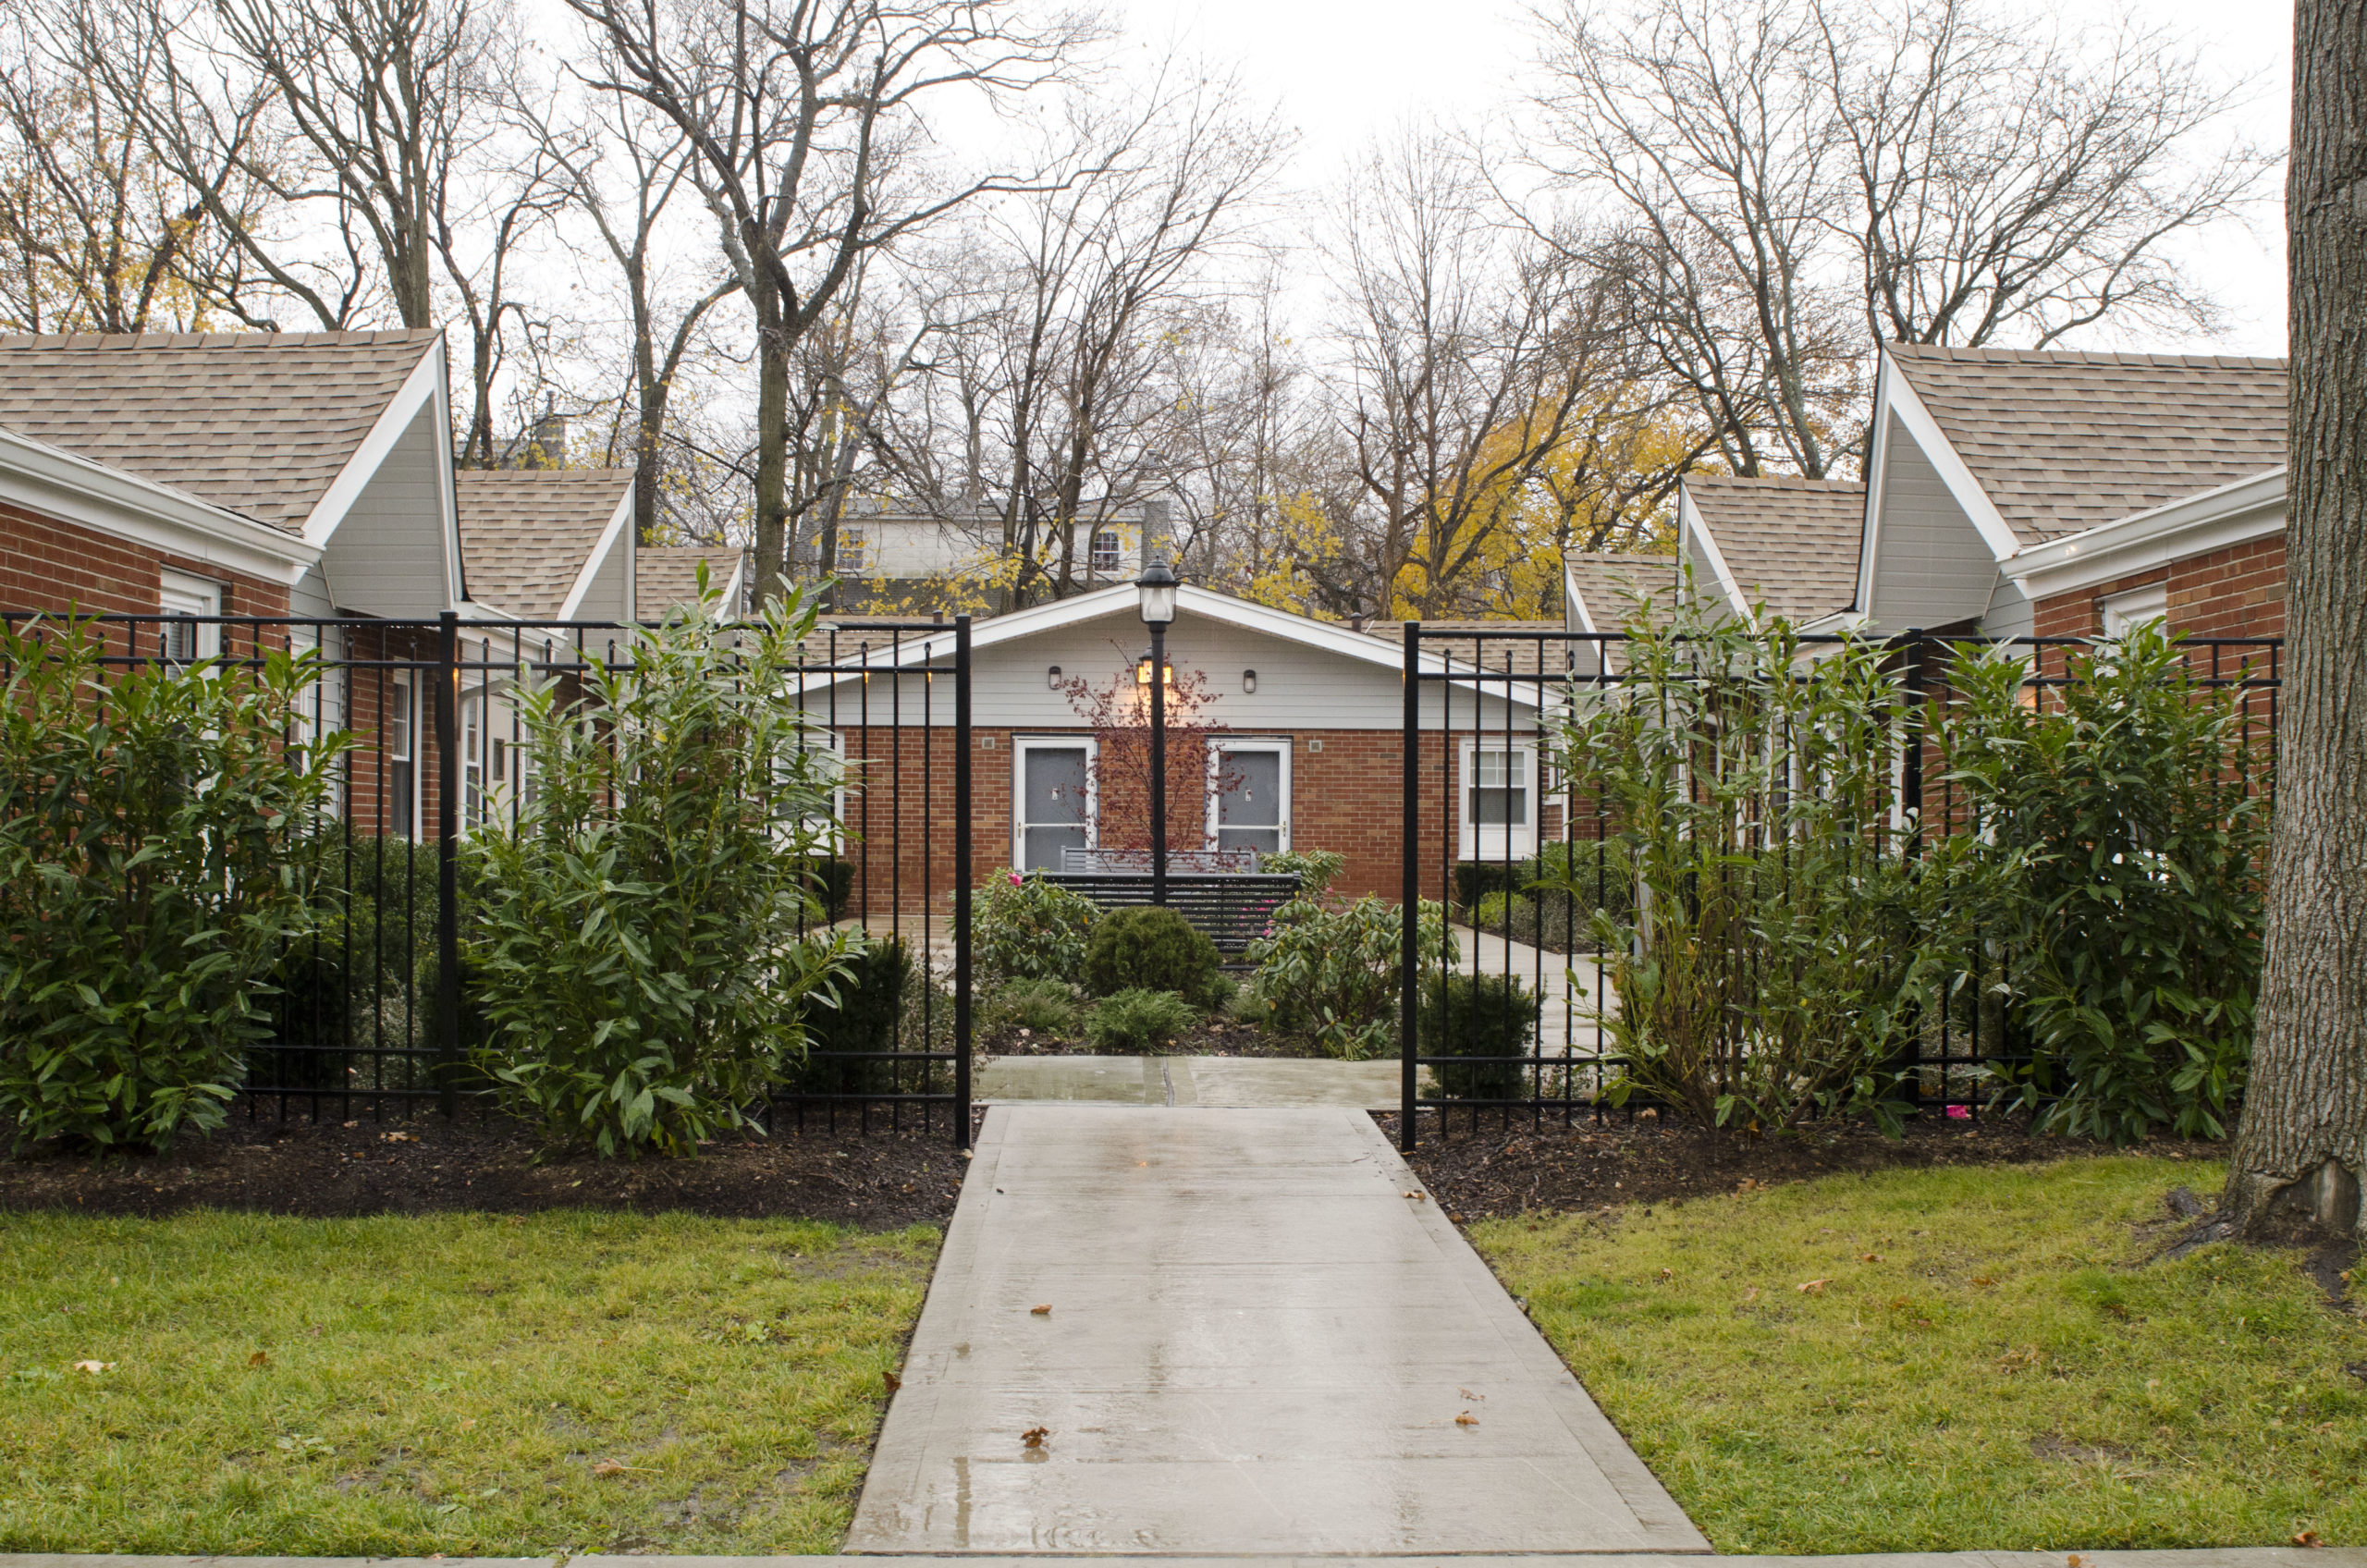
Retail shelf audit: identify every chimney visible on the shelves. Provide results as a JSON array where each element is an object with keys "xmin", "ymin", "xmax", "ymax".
[{"xmin": 528, "ymin": 397, "xmax": 567, "ymax": 469}]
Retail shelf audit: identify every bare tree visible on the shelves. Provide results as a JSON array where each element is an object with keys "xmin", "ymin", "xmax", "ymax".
[
  {"xmin": 1532, "ymin": 0, "xmax": 2269, "ymax": 476},
  {"xmin": 561, "ymin": 0, "xmax": 1092, "ymax": 607},
  {"xmin": 1327, "ymin": 131, "xmax": 1642, "ymax": 619},
  {"xmin": 2219, "ymin": 0, "xmax": 2365, "ymax": 1243}
]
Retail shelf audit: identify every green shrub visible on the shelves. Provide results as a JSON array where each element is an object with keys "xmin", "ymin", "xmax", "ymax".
[
  {"xmin": 799, "ymin": 858, "xmax": 856, "ymax": 923},
  {"xmin": 0, "ymin": 618, "xmax": 350, "ymax": 1151},
  {"xmin": 786, "ymin": 939, "xmax": 911, "ymax": 1096},
  {"xmin": 1553, "ymin": 577, "xmax": 1935, "ymax": 1134},
  {"xmin": 1083, "ymin": 905, "xmax": 1221, "ymax": 1005},
  {"xmin": 1241, "ymin": 896, "xmax": 1457, "ymax": 1060},
  {"xmin": 464, "ymin": 588, "xmax": 856, "ymax": 1157},
  {"xmin": 265, "ymin": 844, "xmax": 471, "ymax": 1091},
  {"xmin": 1085, "ymin": 988, "xmax": 1198, "ymax": 1052},
  {"xmin": 974, "ymin": 869, "xmax": 1099, "ymax": 982},
  {"xmin": 1261, "ymin": 848, "xmax": 1347, "ymax": 900},
  {"xmin": 1453, "ymin": 860, "xmax": 1525, "ymax": 911},
  {"xmin": 1939, "ymin": 625, "xmax": 2268, "ymax": 1142},
  {"xmin": 979, "ymin": 977, "xmax": 1084, "ymax": 1045},
  {"xmin": 1420, "ymin": 972, "xmax": 1536, "ymax": 1101},
  {"xmin": 1469, "ymin": 890, "xmax": 1587, "ymax": 953}
]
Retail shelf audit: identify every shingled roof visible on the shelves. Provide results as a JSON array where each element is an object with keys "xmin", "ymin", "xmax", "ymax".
[
  {"xmin": 1685, "ymin": 475, "xmax": 1864, "ymax": 622},
  {"xmin": 1562, "ymin": 551, "xmax": 1681, "ymax": 633},
  {"xmin": 1887, "ymin": 346, "xmax": 2287, "ymax": 545},
  {"xmin": 457, "ymin": 469, "xmax": 632, "ymax": 620},
  {"xmin": 637, "ymin": 545, "xmax": 745, "ymax": 616},
  {"xmin": 0, "ymin": 330, "xmax": 440, "ymax": 534}
]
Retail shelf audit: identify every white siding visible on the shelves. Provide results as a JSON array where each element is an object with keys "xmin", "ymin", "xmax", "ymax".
[
  {"xmin": 795, "ymin": 606, "xmax": 1538, "ymax": 730},
  {"xmin": 571, "ymin": 532, "xmax": 631, "ymax": 621},
  {"xmin": 288, "ymin": 564, "xmax": 336, "ymax": 620},
  {"xmin": 1869, "ymin": 413, "xmax": 2004, "ymax": 632},
  {"xmin": 318, "ymin": 407, "xmax": 451, "ymax": 617}
]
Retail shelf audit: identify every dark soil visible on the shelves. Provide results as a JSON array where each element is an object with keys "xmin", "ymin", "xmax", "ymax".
[
  {"xmin": 987, "ymin": 1014, "xmax": 1327, "ymax": 1058},
  {"xmin": 0, "ymin": 1107, "xmax": 983, "ymax": 1229},
  {"xmin": 1378, "ymin": 1106, "xmax": 2218, "ymax": 1222}
]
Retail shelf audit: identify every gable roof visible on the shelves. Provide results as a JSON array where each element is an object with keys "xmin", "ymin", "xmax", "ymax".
[
  {"xmin": 1682, "ymin": 475, "xmax": 1864, "ymax": 622},
  {"xmin": 0, "ymin": 330, "xmax": 443, "ymax": 535},
  {"xmin": 457, "ymin": 469, "xmax": 634, "ymax": 620},
  {"xmin": 1886, "ymin": 346, "xmax": 2287, "ymax": 545},
  {"xmin": 637, "ymin": 545, "xmax": 746, "ymax": 618},
  {"xmin": 1562, "ymin": 551, "xmax": 1681, "ymax": 635}
]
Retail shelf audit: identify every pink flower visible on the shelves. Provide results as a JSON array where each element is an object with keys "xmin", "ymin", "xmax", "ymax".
[
  {"xmin": 1945, "ymin": 1105, "xmax": 1971, "ymax": 1120},
  {"xmin": 1009, "ymin": 872, "xmax": 1023, "ymax": 887}
]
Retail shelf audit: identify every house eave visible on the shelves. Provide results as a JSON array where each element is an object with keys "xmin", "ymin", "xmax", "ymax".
[{"xmin": 2006, "ymin": 469, "xmax": 2287, "ymax": 603}]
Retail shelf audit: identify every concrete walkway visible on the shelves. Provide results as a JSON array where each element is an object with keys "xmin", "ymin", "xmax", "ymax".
[
  {"xmin": 6, "ymin": 1554, "xmax": 2360, "ymax": 1568},
  {"xmin": 976, "ymin": 1055, "xmax": 1404, "ymax": 1109},
  {"xmin": 847, "ymin": 1104, "xmax": 1708, "ymax": 1554}
]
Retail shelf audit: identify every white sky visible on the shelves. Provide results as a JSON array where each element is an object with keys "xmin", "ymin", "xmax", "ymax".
[{"xmin": 1108, "ymin": 0, "xmax": 2293, "ymax": 357}]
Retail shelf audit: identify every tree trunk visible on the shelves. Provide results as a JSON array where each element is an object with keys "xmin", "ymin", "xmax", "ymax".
[
  {"xmin": 750, "ymin": 278, "xmax": 790, "ymax": 609},
  {"xmin": 2222, "ymin": 0, "xmax": 2367, "ymax": 1241}
]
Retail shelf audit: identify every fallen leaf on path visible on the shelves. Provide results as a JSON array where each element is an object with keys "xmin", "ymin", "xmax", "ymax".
[
  {"xmin": 248, "ymin": 1351, "xmax": 268, "ymax": 1367},
  {"xmin": 460, "ymin": 1419, "xmax": 476, "ymax": 1431},
  {"xmin": 1021, "ymin": 1427, "xmax": 1049, "ymax": 1449},
  {"xmin": 1454, "ymin": 1411, "xmax": 1478, "ymax": 1427},
  {"xmin": 1030, "ymin": 1304, "xmax": 1051, "ymax": 1316},
  {"xmin": 1797, "ymin": 1280, "xmax": 1829, "ymax": 1295},
  {"xmin": 1659, "ymin": 1268, "xmax": 1673, "ymax": 1280},
  {"xmin": 1742, "ymin": 1287, "xmax": 1760, "ymax": 1304},
  {"xmin": 1458, "ymin": 1388, "xmax": 1485, "ymax": 1401},
  {"xmin": 72, "ymin": 1360, "xmax": 112, "ymax": 1374},
  {"xmin": 591, "ymin": 1460, "xmax": 644, "ymax": 1476},
  {"xmin": 1403, "ymin": 1191, "xmax": 1426, "ymax": 1201},
  {"xmin": 1972, "ymin": 1275, "xmax": 1995, "ymax": 1286}
]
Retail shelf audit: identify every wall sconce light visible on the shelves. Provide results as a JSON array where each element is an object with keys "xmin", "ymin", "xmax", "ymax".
[
  {"xmin": 1242, "ymin": 668, "xmax": 1257, "ymax": 694},
  {"xmin": 1046, "ymin": 665, "xmax": 1062, "ymax": 691},
  {"xmin": 1134, "ymin": 650, "xmax": 1172, "ymax": 686}
]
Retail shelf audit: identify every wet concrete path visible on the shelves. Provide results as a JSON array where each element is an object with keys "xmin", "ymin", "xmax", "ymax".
[{"xmin": 846, "ymin": 1105, "xmax": 1708, "ymax": 1554}]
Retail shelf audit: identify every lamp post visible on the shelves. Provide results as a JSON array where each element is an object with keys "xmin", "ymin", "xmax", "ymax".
[{"xmin": 1135, "ymin": 558, "xmax": 1179, "ymax": 904}]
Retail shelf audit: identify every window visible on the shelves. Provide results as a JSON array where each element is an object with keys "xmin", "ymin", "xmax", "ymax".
[
  {"xmin": 1013, "ymin": 738, "xmax": 1096, "ymax": 871},
  {"xmin": 1461, "ymin": 742, "xmax": 1536, "ymax": 860},
  {"xmin": 460, "ymin": 689, "xmax": 485, "ymax": 827},
  {"xmin": 157, "ymin": 570, "xmax": 222, "ymax": 666},
  {"xmin": 2100, "ymin": 582, "xmax": 2168, "ymax": 640},
  {"xmin": 386, "ymin": 672, "xmax": 416, "ymax": 839},
  {"xmin": 837, "ymin": 529, "xmax": 868, "ymax": 574},
  {"xmin": 288, "ymin": 626, "xmax": 347, "ymax": 819},
  {"xmin": 1089, "ymin": 529, "xmax": 1122, "ymax": 574},
  {"xmin": 1208, "ymin": 739, "xmax": 1290, "ymax": 856}
]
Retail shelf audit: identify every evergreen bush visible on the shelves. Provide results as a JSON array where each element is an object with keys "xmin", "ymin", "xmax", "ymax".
[
  {"xmin": 974, "ymin": 869, "xmax": 1099, "ymax": 982},
  {"xmin": 1083, "ymin": 905, "xmax": 1221, "ymax": 1005},
  {"xmin": 1085, "ymin": 988, "xmax": 1198, "ymax": 1052},
  {"xmin": 1420, "ymin": 972, "xmax": 1536, "ymax": 1101}
]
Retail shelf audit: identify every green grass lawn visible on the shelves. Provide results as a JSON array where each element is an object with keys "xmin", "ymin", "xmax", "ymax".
[
  {"xmin": 1474, "ymin": 1157, "xmax": 2367, "ymax": 1554},
  {"xmin": 0, "ymin": 1209, "xmax": 935, "ymax": 1555}
]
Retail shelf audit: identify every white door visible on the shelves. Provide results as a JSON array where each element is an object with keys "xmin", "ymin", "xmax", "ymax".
[
  {"xmin": 1208, "ymin": 739, "xmax": 1290, "ymax": 856},
  {"xmin": 1013, "ymin": 739, "xmax": 1096, "ymax": 872}
]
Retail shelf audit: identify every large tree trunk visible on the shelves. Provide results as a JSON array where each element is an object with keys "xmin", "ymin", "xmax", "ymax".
[
  {"xmin": 2222, "ymin": 0, "xmax": 2367, "ymax": 1240},
  {"xmin": 751, "ymin": 279, "xmax": 791, "ymax": 609}
]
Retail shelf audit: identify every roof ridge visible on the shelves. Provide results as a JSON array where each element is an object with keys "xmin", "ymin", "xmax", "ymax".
[
  {"xmin": 1887, "ymin": 342, "xmax": 2287, "ymax": 371},
  {"xmin": 0, "ymin": 328, "xmax": 442, "ymax": 350},
  {"xmin": 1686, "ymin": 473, "xmax": 1866, "ymax": 491}
]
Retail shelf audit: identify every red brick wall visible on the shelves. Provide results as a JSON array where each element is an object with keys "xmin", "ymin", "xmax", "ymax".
[
  {"xmin": 829, "ymin": 725, "xmax": 1477, "ymax": 917},
  {"xmin": 2032, "ymin": 533, "xmax": 2286, "ymax": 643},
  {"xmin": 1, "ymin": 498, "xmax": 291, "ymax": 631}
]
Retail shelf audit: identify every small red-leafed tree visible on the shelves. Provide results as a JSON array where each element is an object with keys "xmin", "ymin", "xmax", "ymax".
[{"xmin": 1056, "ymin": 647, "xmax": 1242, "ymax": 860}]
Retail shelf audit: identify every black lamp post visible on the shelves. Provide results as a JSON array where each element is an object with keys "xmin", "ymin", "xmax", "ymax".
[{"xmin": 1135, "ymin": 558, "xmax": 1179, "ymax": 904}]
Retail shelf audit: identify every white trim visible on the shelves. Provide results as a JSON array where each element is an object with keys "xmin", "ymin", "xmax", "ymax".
[
  {"xmin": 157, "ymin": 567, "xmax": 224, "ymax": 661},
  {"xmin": 1458, "ymin": 737, "xmax": 1539, "ymax": 862},
  {"xmin": 1206, "ymin": 736, "xmax": 1292, "ymax": 853},
  {"xmin": 1563, "ymin": 561, "xmax": 1598, "ymax": 636},
  {"xmin": 1012, "ymin": 734, "xmax": 1098, "ymax": 871},
  {"xmin": 558, "ymin": 481, "xmax": 638, "ymax": 619},
  {"xmin": 2100, "ymin": 582, "xmax": 2169, "ymax": 638},
  {"xmin": 1880, "ymin": 352, "xmax": 2025, "ymax": 562},
  {"xmin": 0, "ymin": 425, "xmax": 320, "ymax": 585},
  {"xmin": 299, "ymin": 338, "xmax": 446, "ymax": 549},
  {"xmin": 1676, "ymin": 484, "xmax": 1751, "ymax": 620},
  {"xmin": 2005, "ymin": 468, "xmax": 2287, "ymax": 604}
]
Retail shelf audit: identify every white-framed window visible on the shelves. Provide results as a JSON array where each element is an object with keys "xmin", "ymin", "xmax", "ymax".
[
  {"xmin": 1460, "ymin": 741, "xmax": 1538, "ymax": 861},
  {"xmin": 1207, "ymin": 737, "xmax": 1290, "ymax": 856},
  {"xmin": 1089, "ymin": 529, "xmax": 1122, "ymax": 574},
  {"xmin": 1013, "ymin": 736, "xmax": 1097, "ymax": 872},
  {"xmin": 837, "ymin": 528, "xmax": 868, "ymax": 574},
  {"xmin": 386, "ymin": 670, "xmax": 417, "ymax": 839},
  {"xmin": 2100, "ymin": 582, "xmax": 2168, "ymax": 640},
  {"xmin": 157, "ymin": 569, "xmax": 223, "ymax": 666},
  {"xmin": 460, "ymin": 686, "xmax": 487, "ymax": 828},
  {"xmin": 288, "ymin": 625, "xmax": 347, "ymax": 818}
]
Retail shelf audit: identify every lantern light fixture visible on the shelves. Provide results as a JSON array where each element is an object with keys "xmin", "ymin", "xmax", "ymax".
[
  {"xmin": 1134, "ymin": 558, "xmax": 1178, "ymax": 627},
  {"xmin": 1242, "ymin": 668, "xmax": 1257, "ymax": 694}
]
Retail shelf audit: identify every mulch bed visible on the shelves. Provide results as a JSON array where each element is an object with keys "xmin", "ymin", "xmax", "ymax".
[
  {"xmin": 1379, "ymin": 1106, "xmax": 2222, "ymax": 1222},
  {"xmin": 0, "ymin": 1106, "xmax": 984, "ymax": 1229}
]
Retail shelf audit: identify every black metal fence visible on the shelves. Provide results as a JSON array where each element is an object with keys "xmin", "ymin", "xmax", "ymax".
[
  {"xmin": 1398, "ymin": 624, "xmax": 2281, "ymax": 1145},
  {"xmin": 0, "ymin": 609, "xmax": 975, "ymax": 1145}
]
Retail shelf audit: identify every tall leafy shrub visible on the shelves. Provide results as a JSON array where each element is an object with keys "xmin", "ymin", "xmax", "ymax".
[
  {"xmin": 974, "ymin": 869, "xmax": 1099, "ymax": 981},
  {"xmin": 1243, "ymin": 896, "xmax": 1457, "ymax": 1060},
  {"xmin": 1549, "ymin": 587, "xmax": 1940, "ymax": 1133},
  {"xmin": 1940, "ymin": 627, "xmax": 2268, "ymax": 1141},
  {"xmin": 0, "ymin": 619, "xmax": 347, "ymax": 1150},
  {"xmin": 465, "ymin": 590, "xmax": 855, "ymax": 1157}
]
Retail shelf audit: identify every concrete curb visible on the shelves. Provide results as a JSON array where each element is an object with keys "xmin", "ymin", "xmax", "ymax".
[{"xmin": 3, "ymin": 1552, "xmax": 2361, "ymax": 1567}]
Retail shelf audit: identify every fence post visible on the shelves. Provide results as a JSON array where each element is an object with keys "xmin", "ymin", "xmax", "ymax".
[
  {"xmin": 1401, "ymin": 620, "xmax": 1420, "ymax": 1152},
  {"xmin": 435, "ymin": 610, "xmax": 460, "ymax": 1120},
  {"xmin": 953, "ymin": 614, "xmax": 973, "ymax": 1151},
  {"xmin": 1901, "ymin": 629, "xmax": 1925, "ymax": 850}
]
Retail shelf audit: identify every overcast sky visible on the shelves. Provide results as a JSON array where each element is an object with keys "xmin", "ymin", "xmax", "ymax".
[{"xmin": 1105, "ymin": 0, "xmax": 2292, "ymax": 357}]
